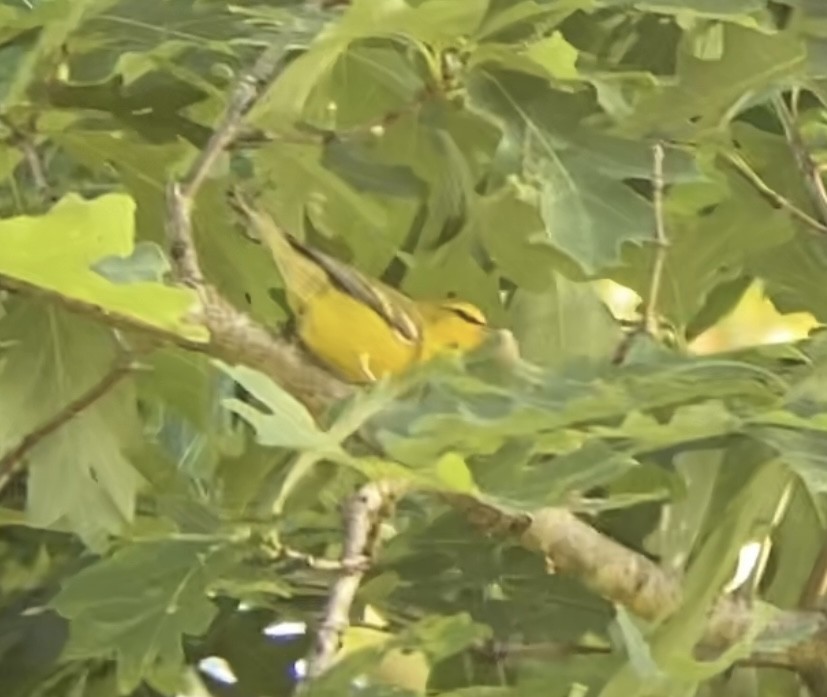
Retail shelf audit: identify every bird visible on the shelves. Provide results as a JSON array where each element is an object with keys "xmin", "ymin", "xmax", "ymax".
[{"xmin": 234, "ymin": 196, "xmax": 492, "ymax": 384}]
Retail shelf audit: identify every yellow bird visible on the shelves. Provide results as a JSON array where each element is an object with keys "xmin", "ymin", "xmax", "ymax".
[{"xmin": 237, "ymin": 199, "xmax": 491, "ymax": 383}]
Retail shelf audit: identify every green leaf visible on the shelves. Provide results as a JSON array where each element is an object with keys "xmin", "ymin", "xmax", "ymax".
[
  {"xmin": 0, "ymin": 302, "xmax": 143, "ymax": 545},
  {"xmin": 64, "ymin": 0, "xmax": 243, "ymax": 84},
  {"xmin": 395, "ymin": 613, "xmax": 491, "ymax": 661},
  {"xmin": 431, "ymin": 452, "xmax": 477, "ymax": 493},
  {"xmin": 52, "ymin": 539, "xmax": 235, "ymax": 693},
  {"xmin": 762, "ymin": 481, "xmax": 825, "ymax": 608},
  {"xmin": 92, "ymin": 241, "xmax": 170, "ymax": 283},
  {"xmin": 51, "ymin": 130, "xmax": 191, "ymax": 241},
  {"xmin": 0, "ymin": 193, "xmax": 205, "ymax": 341},
  {"xmin": 534, "ymin": 154, "xmax": 654, "ymax": 275},
  {"xmin": 655, "ymin": 458, "xmax": 788, "ymax": 675},
  {"xmin": 593, "ymin": 401, "xmax": 742, "ymax": 454},
  {"xmin": 611, "ymin": 175, "xmax": 795, "ymax": 331},
  {"xmin": 752, "ymin": 233, "xmax": 827, "ymax": 323},
  {"xmin": 748, "ymin": 424, "xmax": 827, "ymax": 496},
  {"xmin": 252, "ymin": 0, "xmax": 489, "ymax": 127},
  {"xmin": 598, "ymin": 0, "xmax": 770, "ymax": 21},
  {"xmin": 522, "ymin": 31, "xmax": 580, "ymax": 80},
  {"xmin": 220, "ymin": 364, "xmax": 339, "ymax": 453},
  {"xmin": 509, "ymin": 275, "xmax": 623, "ymax": 368},
  {"xmin": 476, "ymin": 438, "xmax": 643, "ymax": 511},
  {"xmin": 376, "ymin": 355, "xmax": 782, "ymax": 466},
  {"xmin": 620, "ymin": 25, "xmax": 806, "ymax": 137},
  {"xmin": 253, "ymin": 141, "xmax": 412, "ymax": 277},
  {"xmin": 1, "ymin": 0, "xmax": 101, "ymax": 109},
  {"xmin": 466, "ymin": 72, "xmax": 655, "ymax": 275},
  {"xmin": 650, "ymin": 449, "xmax": 722, "ymax": 570},
  {"xmin": 476, "ymin": 184, "xmax": 577, "ymax": 291}
]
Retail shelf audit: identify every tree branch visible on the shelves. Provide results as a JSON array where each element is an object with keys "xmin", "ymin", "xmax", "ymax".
[
  {"xmin": 644, "ymin": 141, "xmax": 669, "ymax": 336},
  {"xmin": 181, "ymin": 43, "xmax": 286, "ymax": 202},
  {"xmin": 723, "ymin": 151, "xmax": 827, "ymax": 235},
  {"xmin": 1, "ymin": 116, "xmax": 55, "ymax": 205},
  {"xmin": 0, "ymin": 273, "xmax": 350, "ymax": 414},
  {"xmin": 446, "ymin": 494, "xmax": 827, "ymax": 680},
  {"xmin": 773, "ymin": 94, "xmax": 827, "ymax": 227},
  {"xmin": 157, "ymin": 43, "xmax": 352, "ymax": 413},
  {"xmin": 300, "ymin": 480, "xmax": 407, "ymax": 687}
]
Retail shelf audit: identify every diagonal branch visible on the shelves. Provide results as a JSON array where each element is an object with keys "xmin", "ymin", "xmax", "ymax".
[
  {"xmin": 181, "ymin": 43, "xmax": 286, "ymax": 202},
  {"xmin": 724, "ymin": 150, "xmax": 827, "ymax": 235},
  {"xmin": 159, "ymin": 44, "xmax": 351, "ymax": 413},
  {"xmin": 773, "ymin": 94, "xmax": 827, "ymax": 227},
  {"xmin": 0, "ymin": 348, "xmax": 134, "ymax": 494}
]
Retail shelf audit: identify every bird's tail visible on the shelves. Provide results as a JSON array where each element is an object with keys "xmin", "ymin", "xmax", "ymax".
[{"xmin": 230, "ymin": 191, "xmax": 328, "ymax": 312}]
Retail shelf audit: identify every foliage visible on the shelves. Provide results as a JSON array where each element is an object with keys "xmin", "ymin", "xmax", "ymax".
[{"xmin": 1, "ymin": 1, "xmax": 827, "ymax": 696}]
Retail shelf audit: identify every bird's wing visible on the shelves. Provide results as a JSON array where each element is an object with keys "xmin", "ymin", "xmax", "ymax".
[{"xmin": 288, "ymin": 238, "xmax": 422, "ymax": 345}]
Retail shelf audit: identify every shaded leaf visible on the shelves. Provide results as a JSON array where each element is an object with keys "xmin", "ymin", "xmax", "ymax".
[
  {"xmin": 0, "ymin": 302, "xmax": 143, "ymax": 545},
  {"xmin": 52, "ymin": 539, "xmax": 235, "ymax": 693}
]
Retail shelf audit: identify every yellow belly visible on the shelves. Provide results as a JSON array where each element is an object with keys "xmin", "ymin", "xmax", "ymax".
[{"xmin": 297, "ymin": 287, "xmax": 419, "ymax": 383}]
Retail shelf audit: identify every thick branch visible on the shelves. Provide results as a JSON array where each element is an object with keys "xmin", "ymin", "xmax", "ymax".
[{"xmin": 446, "ymin": 495, "xmax": 827, "ymax": 677}]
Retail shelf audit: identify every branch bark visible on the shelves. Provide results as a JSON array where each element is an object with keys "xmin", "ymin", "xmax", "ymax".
[
  {"xmin": 446, "ymin": 495, "xmax": 827, "ymax": 681},
  {"xmin": 300, "ymin": 480, "xmax": 407, "ymax": 687}
]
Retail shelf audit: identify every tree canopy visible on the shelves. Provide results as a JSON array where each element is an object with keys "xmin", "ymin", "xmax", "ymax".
[{"xmin": 2, "ymin": 1, "xmax": 827, "ymax": 696}]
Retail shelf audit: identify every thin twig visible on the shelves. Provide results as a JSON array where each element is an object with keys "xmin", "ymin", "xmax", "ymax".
[
  {"xmin": 181, "ymin": 43, "xmax": 285, "ymax": 201},
  {"xmin": 772, "ymin": 93, "xmax": 827, "ymax": 226},
  {"xmin": 0, "ymin": 349, "xmax": 134, "ymax": 494},
  {"xmin": 645, "ymin": 141, "xmax": 668, "ymax": 335},
  {"xmin": 724, "ymin": 151, "xmax": 827, "ymax": 234},
  {"xmin": 277, "ymin": 544, "xmax": 356, "ymax": 572},
  {"xmin": 300, "ymin": 480, "xmax": 406, "ymax": 687},
  {"xmin": 19, "ymin": 139, "xmax": 54, "ymax": 203},
  {"xmin": 612, "ymin": 142, "xmax": 670, "ymax": 364},
  {"xmin": 1, "ymin": 116, "xmax": 55, "ymax": 204}
]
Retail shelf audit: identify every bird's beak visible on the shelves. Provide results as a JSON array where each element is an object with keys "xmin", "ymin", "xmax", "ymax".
[{"xmin": 491, "ymin": 329, "xmax": 521, "ymax": 365}]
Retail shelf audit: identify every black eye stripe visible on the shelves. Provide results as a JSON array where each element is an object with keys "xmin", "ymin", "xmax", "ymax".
[{"xmin": 448, "ymin": 306, "xmax": 487, "ymax": 326}]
